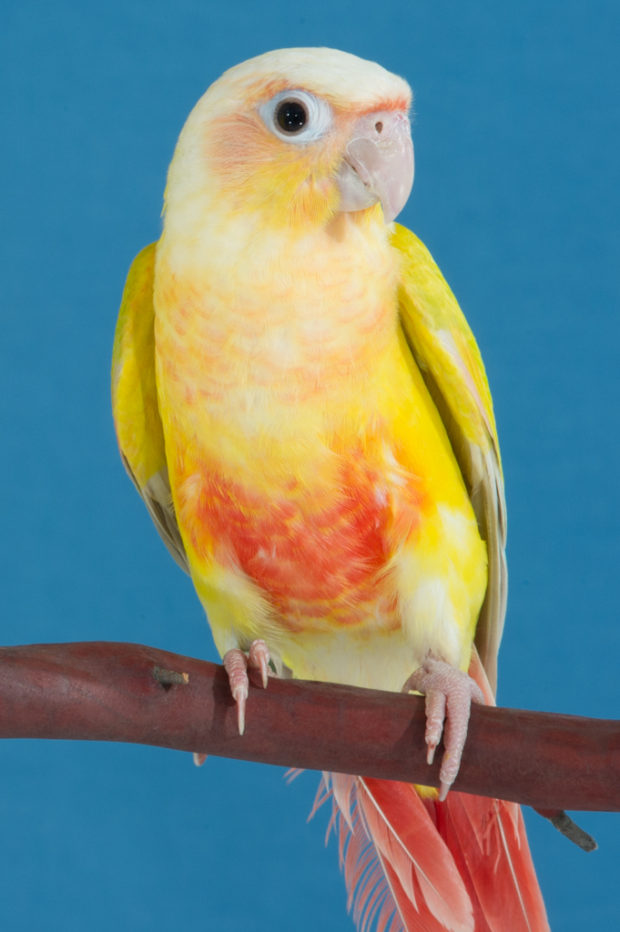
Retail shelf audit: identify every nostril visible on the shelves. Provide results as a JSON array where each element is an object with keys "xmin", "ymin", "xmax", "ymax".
[{"xmin": 375, "ymin": 120, "xmax": 383, "ymax": 134}]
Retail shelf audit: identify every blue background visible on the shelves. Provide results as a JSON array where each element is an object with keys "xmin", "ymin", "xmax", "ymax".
[{"xmin": 2, "ymin": 1, "xmax": 619, "ymax": 929}]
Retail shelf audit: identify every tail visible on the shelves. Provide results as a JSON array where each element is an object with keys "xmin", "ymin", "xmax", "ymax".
[
  {"xmin": 317, "ymin": 655, "xmax": 549, "ymax": 932},
  {"xmin": 321, "ymin": 774, "xmax": 548, "ymax": 932}
]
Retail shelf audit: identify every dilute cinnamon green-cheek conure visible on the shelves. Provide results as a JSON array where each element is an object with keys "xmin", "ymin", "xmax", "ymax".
[{"xmin": 112, "ymin": 47, "xmax": 549, "ymax": 932}]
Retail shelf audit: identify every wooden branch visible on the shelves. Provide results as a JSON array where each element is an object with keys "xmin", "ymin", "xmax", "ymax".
[{"xmin": 0, "ymin": 641, "xmax": 618, "ymax": 816}]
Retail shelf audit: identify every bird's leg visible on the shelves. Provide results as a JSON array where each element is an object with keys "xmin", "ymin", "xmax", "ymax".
[
  {"xmin": 403, "ymin": 655, "xmax": 484, "ymax": 801},
  {"xmin": 223, "ymin": 639, "xmax": 270, "ymax": 736}
]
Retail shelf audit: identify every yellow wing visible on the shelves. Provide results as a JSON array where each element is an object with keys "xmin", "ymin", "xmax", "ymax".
[
  {"xmin": 392, "ymin": 223, "xmax": 507, "ymax": 692},
  {"xmin": 111, "ymin": 243, "xmax": 188, "ymax": 573}
]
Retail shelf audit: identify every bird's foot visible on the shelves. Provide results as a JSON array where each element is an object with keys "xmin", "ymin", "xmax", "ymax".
[
  {"xmin": 192, "ymin": 640, "xmax": 270, "ymax": 766},
  {"xmin": 403, "ymin": 656, "xmax": 484, "ymax": 801},
  {"xmin": 223, "ymin": 639, "xmax": 270, "ymax": 736}
]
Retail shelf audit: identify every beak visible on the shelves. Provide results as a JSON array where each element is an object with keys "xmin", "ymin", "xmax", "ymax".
[{"xmin": 336, "ymin": 111, "xmax": 414, "ymax": 223}]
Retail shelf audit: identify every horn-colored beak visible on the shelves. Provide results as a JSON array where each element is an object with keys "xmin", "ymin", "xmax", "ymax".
[{"xmin": 336, "ymin": 111, "xmax": 414, "ymax": 223}]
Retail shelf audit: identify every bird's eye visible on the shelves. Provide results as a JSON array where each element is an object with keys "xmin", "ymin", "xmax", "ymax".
[
  {"xmin": 275, "ymin": 99, "xmax": 308, "ymax": 134},
  {"xmin": 260, "ymin": 90, "xmax": 332, "ymax": 145}
]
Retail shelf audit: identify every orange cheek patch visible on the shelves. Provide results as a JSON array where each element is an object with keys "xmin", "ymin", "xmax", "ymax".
[{"xmin": 178, "ymin": 454, "xmax": 425, "ymax": 630}]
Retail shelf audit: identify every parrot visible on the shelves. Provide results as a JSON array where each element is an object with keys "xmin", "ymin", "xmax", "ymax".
[{"xmin": 112, "ymin": 47, "xmax": 549, "ymax": 931}]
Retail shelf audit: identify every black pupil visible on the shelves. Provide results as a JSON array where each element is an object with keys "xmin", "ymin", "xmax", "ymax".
[{"xmin": 276, "ymin": 100, "xmax": 307, "ymax": 133}]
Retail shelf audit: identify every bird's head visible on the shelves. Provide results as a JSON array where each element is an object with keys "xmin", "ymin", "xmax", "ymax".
[{"xmin": 163, "ymin": 48, "xmax": 414, "ymax": 233}]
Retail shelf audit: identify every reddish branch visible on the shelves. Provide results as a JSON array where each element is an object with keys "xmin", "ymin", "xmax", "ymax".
[{"xmin": 0, "ymin": 642, "xmax": 618, "ymax": 819}]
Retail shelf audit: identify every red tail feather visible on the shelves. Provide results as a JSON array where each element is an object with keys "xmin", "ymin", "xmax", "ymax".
[
  {"xmin": 436, "ymin": 791, "xmax": 547, "ymax": 931},
  {"xmin": 321, "ymin": 772, "xmax": 548, "ymax": 932},
  {"xmin": 317, "ymin": 653, "xmax": 549, "ymax": 931}
]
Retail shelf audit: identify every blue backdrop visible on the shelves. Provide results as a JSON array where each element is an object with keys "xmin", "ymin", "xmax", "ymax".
[{"xmin": 2, "ymin": 1, "xmax": 619, "ymax": 929}]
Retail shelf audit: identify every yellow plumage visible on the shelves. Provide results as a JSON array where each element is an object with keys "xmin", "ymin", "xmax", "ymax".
[
  {"xmin": 113, "ymin": 199, "xmax": 498, "ymax": 689},
  {"xmin": 112, "ymin": 46, "xmax": 503, "ymax": 687},
  {"xmin": 111, "ymin": 49, "xmax": 549, "ymax": 932}
]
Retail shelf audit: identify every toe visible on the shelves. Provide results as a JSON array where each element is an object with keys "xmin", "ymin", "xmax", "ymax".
[
  {"xmin": 248, "ymin": 639, "xmax": 270, "ymax": 689},
  {"xmin": 404, "ymin": 656, "xmax": 485, "ymax": 798},
  {"xmin": 423, "ymin": 689, "xmax": 446, "ymax": 765},
  {"xmin": 438, "ymin": 693, "xmax": 471, "ymax": 799},
  {"xmin": 223, "ymin": 648, "xmax": 250, "ymax": 735}
]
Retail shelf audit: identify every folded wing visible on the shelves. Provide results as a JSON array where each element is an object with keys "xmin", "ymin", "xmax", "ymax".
[{"xmin": 111, "ymin": 243, "xmax": 188, "ymax": 573}]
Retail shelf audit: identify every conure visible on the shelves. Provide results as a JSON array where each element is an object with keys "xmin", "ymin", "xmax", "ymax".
[{"xmin": 112, "ymin": 48, "xmax": 548, "ymax": 931}]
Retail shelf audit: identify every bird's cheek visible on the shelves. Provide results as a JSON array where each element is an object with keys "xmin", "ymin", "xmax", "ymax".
[{"xmin": 251, "ymin": 156, "xmax": 340, "ymax": 226}]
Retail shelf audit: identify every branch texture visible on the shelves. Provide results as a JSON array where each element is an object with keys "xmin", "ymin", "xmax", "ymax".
[{"xmin": 0, "ymin": 641, "xmax": 618, "ymax": 813}]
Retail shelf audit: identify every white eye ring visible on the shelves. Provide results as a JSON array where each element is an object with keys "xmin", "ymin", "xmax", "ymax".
[{"xmin": 259, "ymin": 90, "xmax": 333, "ymax": 145}]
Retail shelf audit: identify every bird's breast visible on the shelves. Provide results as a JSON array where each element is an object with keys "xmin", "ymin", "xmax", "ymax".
[
  {"xmin": 174, "ymin": 436, "xmax": 427, "ymax": 633},
  {"xmin": 152, "ymin": 217, "xmax": 480, "ymax": 645}
]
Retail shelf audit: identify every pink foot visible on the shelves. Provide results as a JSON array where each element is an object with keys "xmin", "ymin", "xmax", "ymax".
[
  {"xmin": 223, "ymin": 639, "xmax": 270, "ymax": 735},
  {"xmin": 403, "ymin": 656, "xmax": 484, "ymax": 801}
]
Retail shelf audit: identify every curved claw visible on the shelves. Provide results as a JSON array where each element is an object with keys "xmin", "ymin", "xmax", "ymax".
[
  {"xmin": 223, "ymin": 640, "xmax": 270, "ymax": 736},
  {"xmin": 403, "ymin": 657, "xmax": 484, "ymax": 800}
]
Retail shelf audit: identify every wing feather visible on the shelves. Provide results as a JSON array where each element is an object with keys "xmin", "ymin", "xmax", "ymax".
[
  {"xmin": 111, "ymin": 243, "xmax": 188, "ymax": 573},
  {"xmin": 391, "ymin": 224, "xmax": 506, "ymax": 692}
]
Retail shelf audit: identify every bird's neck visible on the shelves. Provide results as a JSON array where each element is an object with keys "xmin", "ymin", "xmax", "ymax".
[{"xmin": 154, "ymin": 210, "xmax": 400, "ymax": 405}]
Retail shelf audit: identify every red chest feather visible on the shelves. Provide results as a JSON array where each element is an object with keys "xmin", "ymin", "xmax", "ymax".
[{"xmin": 178, "ymin": 455, "xmax": 424, "ymax": 629}]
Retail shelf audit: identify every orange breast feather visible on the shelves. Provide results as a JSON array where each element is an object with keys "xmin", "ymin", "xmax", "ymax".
[{"xmin": 176, "ymin": 446, "xmax": 426, "ymax": 632}]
